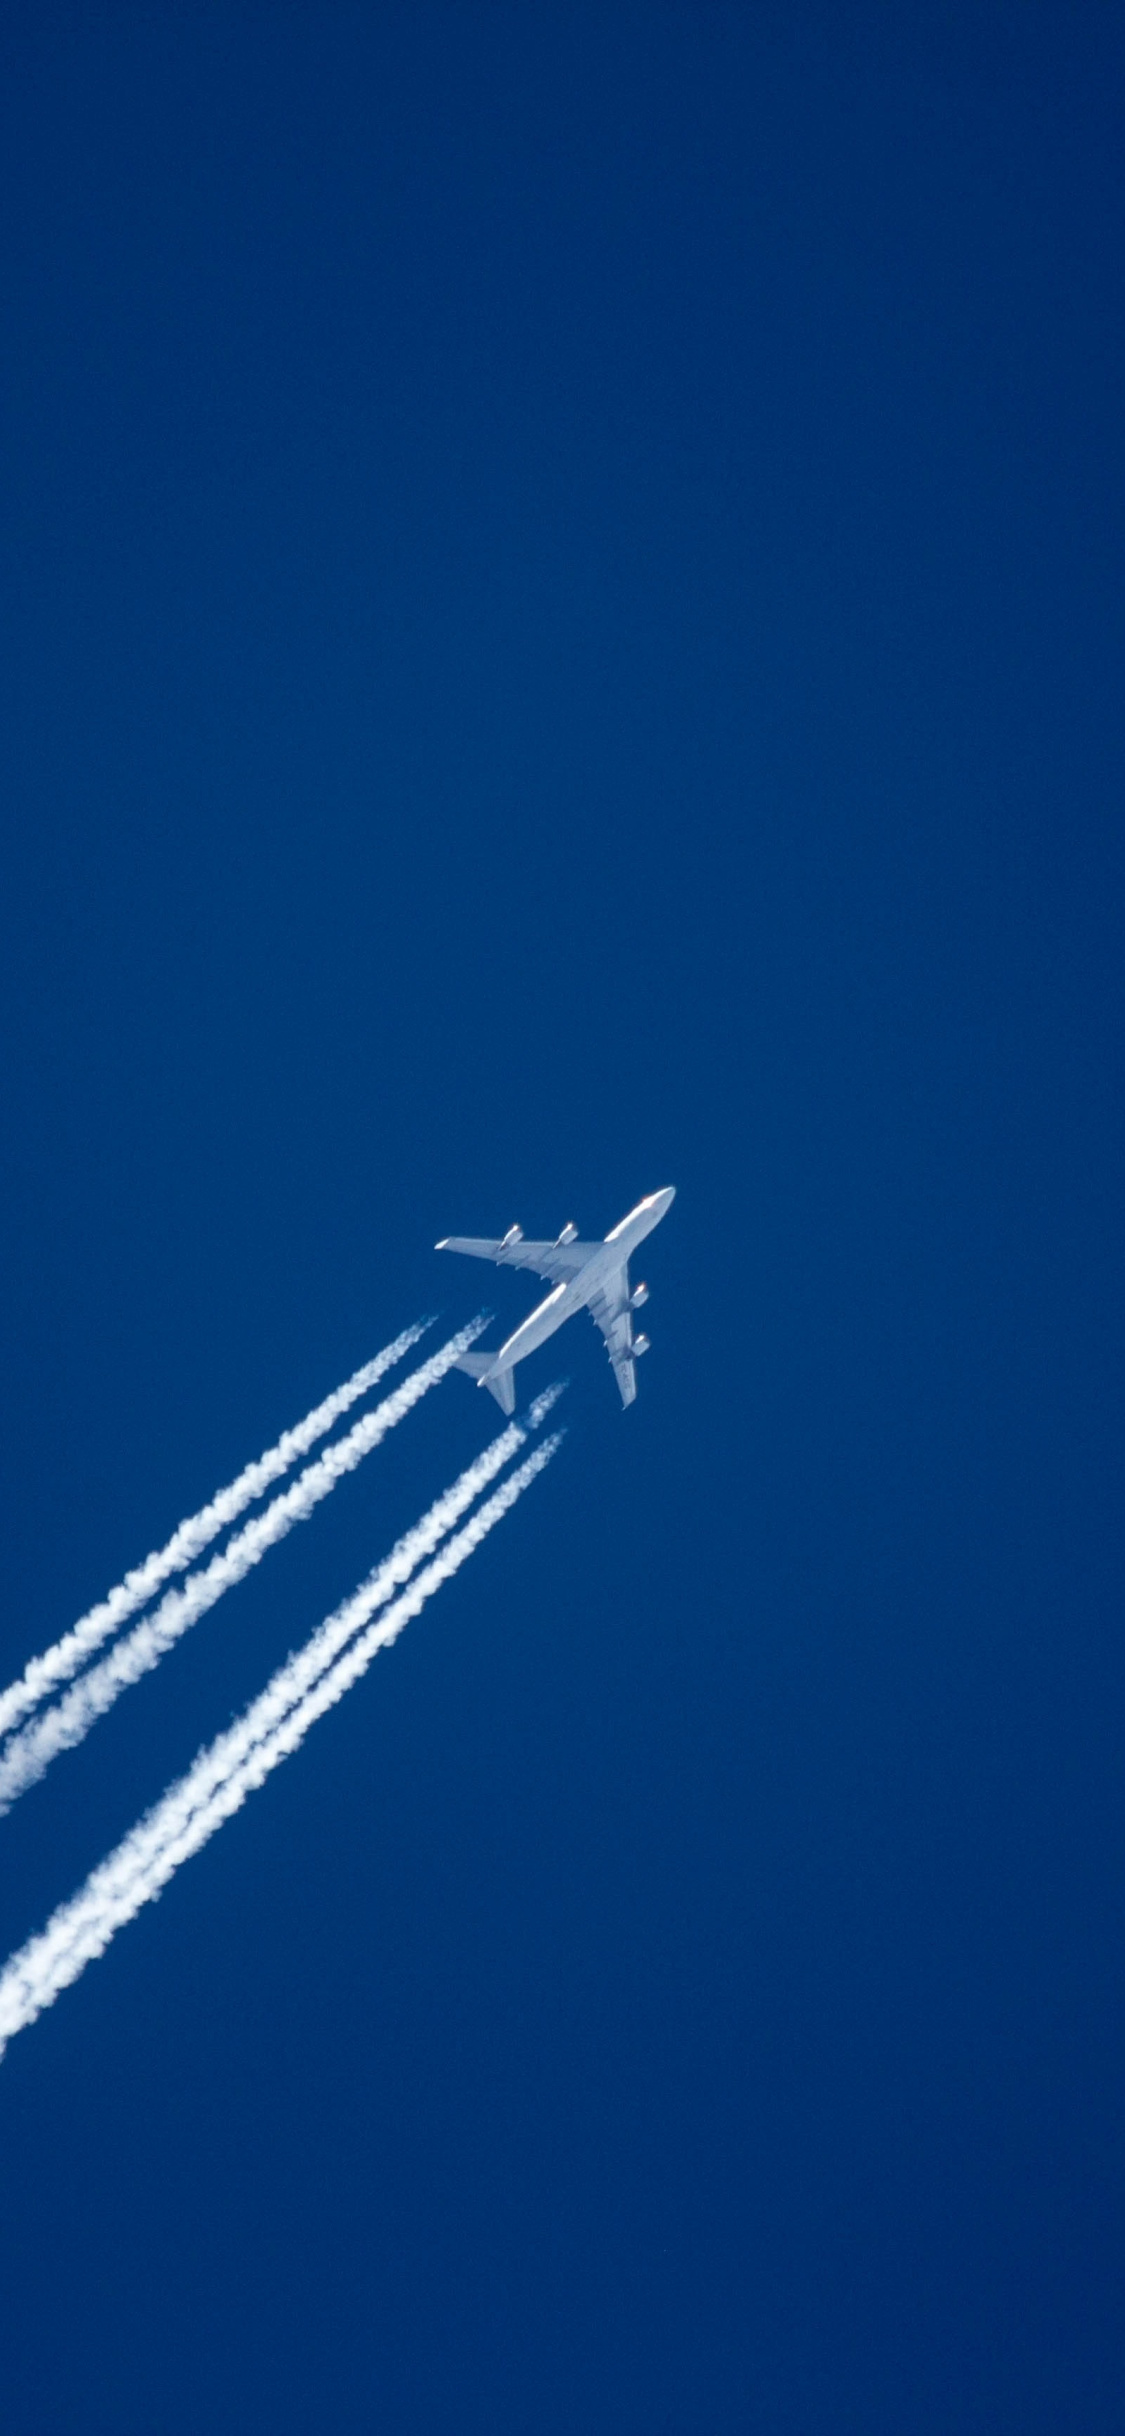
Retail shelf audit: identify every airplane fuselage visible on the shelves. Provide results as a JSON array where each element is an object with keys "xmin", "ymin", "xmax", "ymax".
[
  {"xmin": 484, "ymin": 1190, "xmax": 673, "ymax": 1381},
  {"xmin": 437, "ymin": 1187, "xmax": 674, "ymax": 1409}
]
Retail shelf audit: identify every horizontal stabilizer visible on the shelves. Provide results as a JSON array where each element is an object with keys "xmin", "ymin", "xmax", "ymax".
[{"xmin": 455, "ymin": 1352, "xmax": 517, "ymax": 1416}]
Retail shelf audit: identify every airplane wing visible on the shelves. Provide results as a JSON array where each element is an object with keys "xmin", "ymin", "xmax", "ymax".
[
  {"xmin": 587, "ymin": 1263, "xmax": 638, "ymax": 1408},
  {"xmin": 436, "ymin": 1233, "xmax": 596, "ymax": 1284}
]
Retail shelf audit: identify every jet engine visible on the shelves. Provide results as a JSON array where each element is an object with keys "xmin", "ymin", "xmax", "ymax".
[
  {"xmin": 556, "ymin": 1221, "xmax": 579, "ymax": 1245},
  {"xmin": 632, "ymin": 1332, "xmax": 651, "ymax": 1357},
  {"xmin": 500, "ymin": 1225, "xmax": 523, "ymax": 1250},
  {"xmin": 630, "ymin": 1281, "xmax": 649, "ymax": 1310}
]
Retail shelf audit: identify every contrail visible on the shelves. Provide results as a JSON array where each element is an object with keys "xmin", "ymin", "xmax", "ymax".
[
  {"xmin": 0, "ymin": 1320, "xmax": 487, "ymax": 1816},
  {"xmin": 0, "ymin": 1320, "xmax": 430, "ymax": 1745},
  {"xmin": 70, "ymin": 1385, "xmax": 564, "ymax": 1869},
  {"xmin": 25, "ymin": 1389, "xmax": 561, "ymax": 1910},
  {"xmin": 0, "ymin": 1431, "xmax": 562, "ymax": 2059}
]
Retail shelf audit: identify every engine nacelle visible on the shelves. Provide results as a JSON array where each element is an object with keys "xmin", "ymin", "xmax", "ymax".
[
  {"xmin": 630, "ymin": 1281, "xmax": 649, "ymax": 1310},
  {"xmin": 500, "ymin": 1224, "xmax": 523, "ymax": 1250},
  {"xmin": 556, "ymin": 1221, "xmax": 579, "ymax": 1246},
  {"xmin": 632, "ymin": 1332, "xmax": 651, "ymax": 1358}
]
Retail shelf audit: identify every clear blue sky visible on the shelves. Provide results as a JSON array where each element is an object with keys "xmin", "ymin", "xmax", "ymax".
[{"xmin": 1, "ymin": 6, "xmax": 1123, "ymax": 2430}]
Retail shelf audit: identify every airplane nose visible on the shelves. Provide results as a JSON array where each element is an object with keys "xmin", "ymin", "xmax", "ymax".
[{"xmin": 652, "ymin": 1186, "xmax": 676, "ymax": 1214}]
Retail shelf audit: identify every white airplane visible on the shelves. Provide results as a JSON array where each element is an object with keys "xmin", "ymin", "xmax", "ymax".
[{"xmin": 436, "ymin": 1187, "xmax": 676, "ymax": 1412}]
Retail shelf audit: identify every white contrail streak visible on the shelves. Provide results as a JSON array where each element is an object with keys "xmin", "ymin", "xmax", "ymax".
[
  {"xmin": 71, "ymin": 1385, "xmax": 564, "ymax": 1868},
  {"xmin": 0, "ymin": 1321, "xmax": 430, "ymax": 1745},
  {"xmin": 0, "ymin": 1320, "xmax": 487, "ymax": 1816},
  {"xmin": 27, "ymin": 1390, "xmax": 560, "ymax": 1907},
  {"xmin": 0, "ymin": 1431, "xmax": 562, "ymax": 2058}
]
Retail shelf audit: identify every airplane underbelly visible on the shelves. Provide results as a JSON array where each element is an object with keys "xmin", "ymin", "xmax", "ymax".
[{"xmin": 500, "ymin": 1288, "xmax": 573, "ymax": 1366}]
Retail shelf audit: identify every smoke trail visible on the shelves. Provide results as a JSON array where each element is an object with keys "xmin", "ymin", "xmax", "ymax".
[
  {"xmin": 0, "ymin": 1433, "xmax": 562, "ymax": 2058},
  {"xmin": 64, "ymin": 1385, "xmax": 564, "ymax": 1876},
  {"xmin": 0, "ymin": 1321, "xmax": 430, "ymax": 1745},
  {"xmin": 0, "ymin": 1320, "xmax": 487, "ymax": 1815}
]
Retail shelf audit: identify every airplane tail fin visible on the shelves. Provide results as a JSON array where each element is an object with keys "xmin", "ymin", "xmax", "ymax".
[{"xmin": 455, "ymin": 1352, "xmax": 517, "ymax": 1416}]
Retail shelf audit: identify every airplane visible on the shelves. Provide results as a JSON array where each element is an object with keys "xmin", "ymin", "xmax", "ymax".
[{"xmin": 436, "ymin": 1187, "xmax": 676, "ymax": 1412}]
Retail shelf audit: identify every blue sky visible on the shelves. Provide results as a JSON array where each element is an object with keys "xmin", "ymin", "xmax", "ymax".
[{"xmin": 0, "ymin": 6, "xmax": 1123, "ymax": 2430}]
